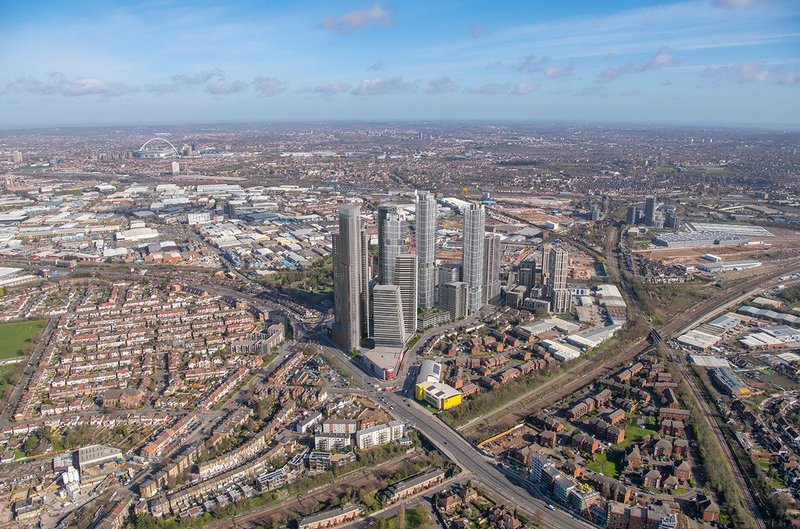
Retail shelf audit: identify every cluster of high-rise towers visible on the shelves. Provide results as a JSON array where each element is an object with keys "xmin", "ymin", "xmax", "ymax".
[{"xmin": 331, "ymin": 192, "xmax": 503, "ymax": 353}]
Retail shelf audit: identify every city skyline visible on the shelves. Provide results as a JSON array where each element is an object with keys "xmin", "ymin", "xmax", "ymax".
[
  {"xmin": 1, "ymin": 2, "xmax": 799, "ymax": 527},
  {"xmin": 1, "ymin": 0, "xmax": 799, "ymax": 128},
  {"xmin": 1, "ymin": 119, "xmax": 799, "ymax": 528}
]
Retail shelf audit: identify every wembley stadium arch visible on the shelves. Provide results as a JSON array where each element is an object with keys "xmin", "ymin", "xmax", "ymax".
[{"xmin": 133, "ymin": 138, "xmax": 180, "ymax": 158}]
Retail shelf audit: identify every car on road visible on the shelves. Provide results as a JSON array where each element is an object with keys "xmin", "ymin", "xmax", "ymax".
[{"xmin": 547, "ymin": 504, "xmax": 555, "ymax": 511}]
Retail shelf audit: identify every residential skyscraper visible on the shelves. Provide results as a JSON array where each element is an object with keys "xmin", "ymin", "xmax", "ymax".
[
  {"xmin": 436, "ymin": 263, "xmax": 462, "ymax": 304},
  {"xmin": 665, "ymin": 211, "xmax": 681, "ymax": 230},
  {"xmin": 416, "ymin": 191, "xmax": 437, "ymax": 310},
  {"xmin": 626, "ymin": 205, "xmax": 638, "ymax": 225},
  {"xmin": 540, "ymin": 245, "xmax": 552, "ymax": 291},
  {"xmin": 360, "ymin": 229, "xmax": 371, "ymax": 334},
  {"xmin": 462, "ymin": 203, "xmax": 485, "ymax": 314},
  {"xmin": 644, "ymin": 196, "xmax": 657, "ymax": 226},
  {"xmin": 377, "ymin": 204, "xmax": 402, "ymax": 285},
  {"xmin": 332, "ymin": 205, "xmax": 368, "ymax": 352},
  {"xmin": 440, "ymin": 282, "xmax": 468, "ymax": 321},
  {"xmin": 371, "ymin": 285, "xmax": 406, "ymax": 348},
  {"xmin": 223, "ymin": 202, "xmax": 237, "ymax": 220},
  {"xmin": 518, "ymin": 260, "xmax": 535, "ymax": 294},
  {"xmin": 547, "ymin": 246, "xmax": 571, "ymax": 313},
  {"xmin": 438, "ymin": 264, "xmax": 462, "ymax": 285},
  {"xmin": 394, "ymin": 253, "xmax": 418, "ymax": 337},
  {"xmin": 482, "ymin": 234, "xmax": 501, "ymax": 304}
]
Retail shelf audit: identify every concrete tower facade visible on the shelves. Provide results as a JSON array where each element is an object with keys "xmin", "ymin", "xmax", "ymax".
[
  {"xmin": 462, "ymin": 203, "xmax": 485, "ymax": 314},
  {"xmin": 360, "ymin": 229, "xmax": 371, "ymax": 333},
  {"xmin": 394, "ymin": 253, "xmax": 418, "ymax": 337},
  {"xmin": 377, "ymin": 204, "xmax": 402, "ymax": 285},
  {"xmin": 482, "ymin": 234, "xmax": 501, "ymax": 305},
  {"xmin": 416, "ymin": 191, "xmax": 437, "ymax": 310},
  {"xmin": 371, "ymin": 285, "xmax": 406, "ymax": 348},
  {"xmin": 626, "ymin": 205, "xmax": 638, "ymax": 225},
  {"xmin": 440, "ymin": 282, "xmax": 468, "ymax": 321},
  {"xmin": 644, "ymin": 196, "xmax": 657, "ymax": 226},
  {"xmin": 332, "ymin": 205, "xmax": 368, "ymax": 352},
  {"xmin": 547, "ymin": 246, "xmax": 571, "ymax": 314}
]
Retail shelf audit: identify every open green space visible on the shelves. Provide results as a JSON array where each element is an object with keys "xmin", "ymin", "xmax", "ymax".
[
  {"xmin": 262, "ymin": 255, "xmax": 333, "ymax": 305},
  {"xmin": 0, "ymin": 319, "xmax": 46, "ymax": 359},
  {"xmin": 0, "ymin": 363, "xmax": 23, "ymax": 409},
  {"xmin": 615, "ymin": 418, "xmax": 657, "ymax": 450},
  {"xmin": 628, "ymin": 279, "xmax": 717, "ymax": 325},
  {"xmin": 374, "ymin": 506, "xmax": 436, "ymax": 529},
  {"xmin": 586, "ymin": 451, "xmax": 620, "ymax": 478}
]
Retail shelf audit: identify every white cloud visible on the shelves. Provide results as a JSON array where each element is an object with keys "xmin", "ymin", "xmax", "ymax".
[
  {"xmin": 172, "ymin": 68, "xmax": 225, "ymax": 86},
  {"xmin": 518, "ymin": 55, "xmax": 549, "ymax": 73},
  {"xmin": 704, "ymin": 61, "xmax": 800, "ymax": 84},
  {"xmin": 713, "ymin": 0, "xmax": 759, "ymax": 8},
  {"xmin": 596, "ymin": 49, "xmax": 678, "ymax": 82},
  {"xmin": 513, "ymin": 83, "xmax": 539, "ymax": 94},
  {"xmin": 320, "ymin": 4, "xmax": 391, "ymax": 35},
  {"xmin": 252, "ymin": 77, "xmax": 286, "ymax": 96},
  {"xmin": 206, "ymin": 79, "xmax": 248, "ymax": 95},
  {"xmin": 426, "ymin": 77, "xmax": 458, "ymax": 94},
  {"xmin": 300, "ymin": 82, "xmax": 351, "ymax": 95},
  {"xmin": 351, "ymin": 77, "xmax": 416, "ymax": 95},
  {"xmin": 5, "ymin": 72, "xmax": 134, "ymax": 97},
  {"xmin": 641, "ymin": 51, "xmax": 676, "ymax": 71},
  {"xmin": 366, "ymin": 60, "xmax": 385, "ymax": 71},
  {"xmin": 545, "ymin": 64, "xmax": 574, "ymax": 79},
  {"xmin": 147, "ymin": 69, "xmax": 247, "ymax": 95},
  {"xmin": 466, "ymin": 82, "xmax": 538, "ymax": 95}
]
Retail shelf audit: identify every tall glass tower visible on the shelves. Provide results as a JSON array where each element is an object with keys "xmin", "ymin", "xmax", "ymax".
[
  {"xmin": 462, "ymin": 203, "xmax": 485, "ymax": 314},
  {"xmin": 332, "ymin": 205, "xmax": 369, "ymax": 351},
  {"xmin": 377, "ymin": 204, "xmax": 402, "ymax": 285},
  {"xmin": 415, "ymin": 191, "xmax": 437, "ymax": 310}
]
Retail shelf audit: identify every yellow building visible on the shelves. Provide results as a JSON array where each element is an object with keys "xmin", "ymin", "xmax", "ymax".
[
  {"xmin": 420, "ymin": 382, "xmax": 462, "ymax": 410},
  {"xmin": 415, "ymin": 382, "xmax": 432, "ymax": 401},
  {"xmin": 414, "ymin": 360, "xmax": 462, "ymax": 410}
]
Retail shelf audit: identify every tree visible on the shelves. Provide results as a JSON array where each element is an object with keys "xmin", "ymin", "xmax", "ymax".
[{"xmin": 23, "ymin": 434, "xmax": 39, "ymax": 455}]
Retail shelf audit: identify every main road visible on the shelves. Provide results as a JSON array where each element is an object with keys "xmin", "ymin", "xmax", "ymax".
[{"xmin": 314, "ymin": 334, "xmax": 595, "ymax": 529}]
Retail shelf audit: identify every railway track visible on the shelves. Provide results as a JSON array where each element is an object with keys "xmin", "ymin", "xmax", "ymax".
[{"xmin": 462, "ymin": 253, "xmax": 800, "ymax": 438}]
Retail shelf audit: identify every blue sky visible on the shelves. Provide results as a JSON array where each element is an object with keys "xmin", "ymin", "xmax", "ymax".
[{"xmin": 1, "ymin": 0, "xmax": 799, "ymax": 128}]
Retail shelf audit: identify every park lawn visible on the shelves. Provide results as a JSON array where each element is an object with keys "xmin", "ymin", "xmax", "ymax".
[
  {"xmin": 625, "ymin": 421, "xmax": 654, "ymax": 441},
  {"xmin": 586, "ymin": 452, "xmax": 619, "ymax": 478},
  {"xmin": 0, "ymin": 319, "xmax": 46, "ymax": 360},
  {"xmin": 374, "ymin": 506, "xmax": 434, "ymax": 529},
  {"xmin": 613, "ymin": 419, "xmax": 656, "ymax": 450}
]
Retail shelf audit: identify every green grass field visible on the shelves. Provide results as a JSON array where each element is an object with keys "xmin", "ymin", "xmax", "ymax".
[
  {"xmin": 373, "ymin": 506, "xmax": 434, "ymax": 529},
  {"xmin": 615, "ymin": 420, "xmax": 656, "ymax": 450},
  {"xmin": 586, "ymin": 451, "xmax": 620, "ymax": 478},
  {"xmin": 0, "ymin": 319, "xmax": 46, "ymax": 360}
]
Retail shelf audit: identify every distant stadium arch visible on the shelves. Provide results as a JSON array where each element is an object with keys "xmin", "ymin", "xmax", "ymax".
[{"xmin": 133, "ymin": 138, "xmax": 180, "ymax": 158}]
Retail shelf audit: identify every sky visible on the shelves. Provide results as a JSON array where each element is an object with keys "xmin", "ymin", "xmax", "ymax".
[{"xmin": 1, "ymin": 0, "xmax": 799, "ymax": 128}]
